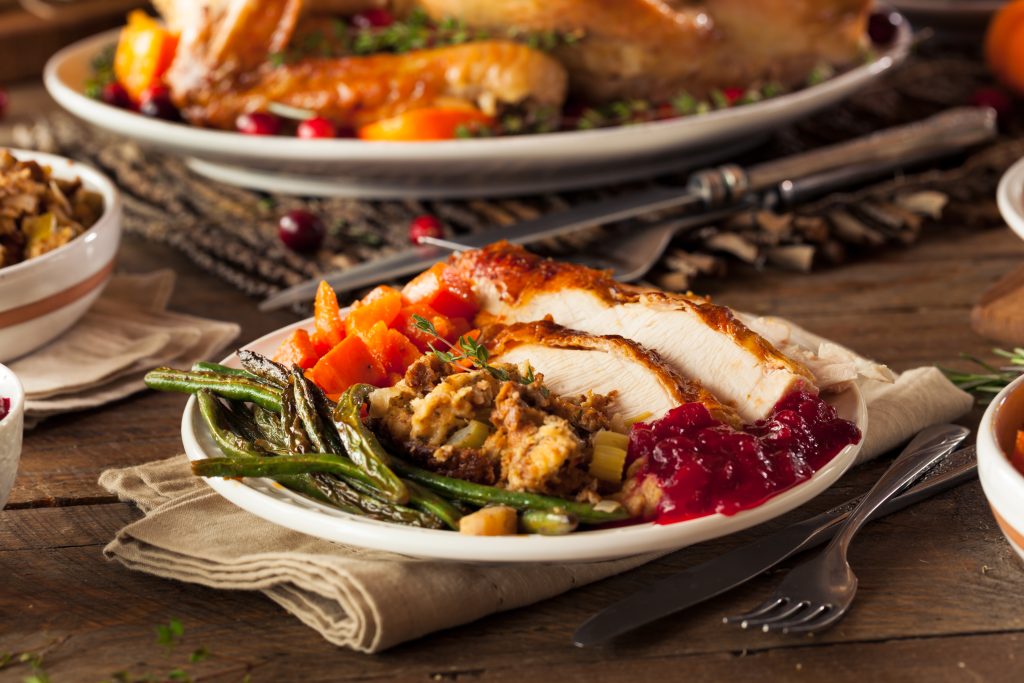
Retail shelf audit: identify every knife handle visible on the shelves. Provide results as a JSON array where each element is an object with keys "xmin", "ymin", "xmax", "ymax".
[
  {"xmin": 800, "ymin": 444, "xmax": 977, "ymax": 545},
  {"xmin": 686, "ymin": 107, "xmax": 997, "ymax": 207}
]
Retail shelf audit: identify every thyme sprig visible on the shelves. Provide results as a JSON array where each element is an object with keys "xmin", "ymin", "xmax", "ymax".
[
  {"xmin": 941, "ymin": 347, "xmax": 1024, "ymax": 404},
  {"xmin": 411, "ymin": 314, "xmax": 536, "ymax": 385}
]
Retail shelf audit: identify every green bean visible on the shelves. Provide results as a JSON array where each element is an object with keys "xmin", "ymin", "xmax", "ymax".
[
  {"xmin": 145, "ymin": 368, "xmax": 282, "ymax": 412},
  {"xmin": 309, "ymin": 473, "xmax": 443, "ymax": 529},
  {"xmin": 221, "ymin": 400, "xmax": 263, "ymax": 444},
  {"xmin": 253, "ymin": 405, "xmax": 289, "ymax": 448},
  {"xmin": 190, "ymin": 361, "xmax": 266, "ymax": 383},
  {"xmin": 333, "ymin": 384, "xmax": 409, "ymax": 505},
  {"xmin": 391, "ymin": 460, "xmax": 632, "ymax": 525},
  {"xmin": 196, "ymin": 390, "xmax": 271, "ymax": 460},
  {"xmin": 273, "ymin": 474, "xmax": 363, "ymax": 516},
  {"xmin": 237, "ymin": 349, "xmax": 290, "ymax": 388},
  {"xmin": 194, "ymin": 454, "xmax": 376, "ymax": 487},
  {"xmin": 520, "ymin": 509, "xmax": 579, "ymax": 535},
  {"xmin": 280, "ymin": 386, "xmax": 312, "ymax": 454},
  {"xmin": 403, "ymin": 481, "xmax": 463, "ymax": 530},
  {"xmin": 291, "ymin": 368, "xmax": 344, "ymax": 455}
]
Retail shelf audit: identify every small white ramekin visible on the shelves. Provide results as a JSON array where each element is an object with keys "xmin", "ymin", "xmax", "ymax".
[
  {"xmin": 0, "ymin": 363, "xmax": 24, "ymax": 509},
  {"xmin": 978, "ymin": 374, "xmax": 1024, "ymax": 561},
  {"xmin": 0, "ymin": 148, "xmax": 122, "ymax": 362}
]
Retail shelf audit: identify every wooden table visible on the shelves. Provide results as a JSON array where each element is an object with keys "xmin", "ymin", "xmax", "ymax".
[{"xmin": 3, "ymin": 84, "xmax": 1024, "ymax": 683}]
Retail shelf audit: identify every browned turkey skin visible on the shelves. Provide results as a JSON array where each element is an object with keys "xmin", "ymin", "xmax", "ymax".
[{"xmin": 415, "ymin": 0, "xmax": 873, "ymax": 101}]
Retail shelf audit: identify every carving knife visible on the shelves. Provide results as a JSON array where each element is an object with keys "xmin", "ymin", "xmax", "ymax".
[
  {"xmin": 572, "ymin": 440, "xmax": 977, "ymax": 648},
  {"xmin": 260, "ymin": 107, "xmax": 996, "ymax": 310}
]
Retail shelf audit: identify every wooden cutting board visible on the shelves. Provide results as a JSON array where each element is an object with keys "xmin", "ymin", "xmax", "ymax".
[{"xmin": 972, "ymin": 263, "xmax": 1024, "ymax": 345}]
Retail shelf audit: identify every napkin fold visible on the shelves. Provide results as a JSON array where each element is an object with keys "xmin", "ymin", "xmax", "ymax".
[
  {"xmin": 11, "ymin": 271, "xmax": 239, "ymax": 427},
  {"xmin": 99, "ymin": 317, "xmax": 974, "ymax": 653}
]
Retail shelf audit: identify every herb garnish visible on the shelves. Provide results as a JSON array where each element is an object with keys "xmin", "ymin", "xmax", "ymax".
[
  {"xmin": 412, "ymin": 314, "xmax": 537, "ymax": 385},
  {"xmin": 84, "ymin": 44, "xmax": 116, "ymax": 99},
  {"xmin": 942, "ymin": 348, "xmax": 1024, "ymax": 404}
]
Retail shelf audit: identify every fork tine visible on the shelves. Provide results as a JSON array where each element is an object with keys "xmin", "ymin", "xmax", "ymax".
[
  {"xmin": 722, "ymin": 597, "xmax": 786, "ymax": 626},
  {"xmin": 745, "ymin": 600, "xmax": 810, "ymax": 629},
  {"xmin": 763, "ymin": 604, "xmax": 830, "ymax": 634},
  {"xmin": 781, "ymin": 606, "xmax": 842, "ymax": 635}
]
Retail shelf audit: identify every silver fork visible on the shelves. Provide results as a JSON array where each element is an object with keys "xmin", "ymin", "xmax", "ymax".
[{"xmin": 724, "ymin": 423, "xmax": 970, "ymax": 634}]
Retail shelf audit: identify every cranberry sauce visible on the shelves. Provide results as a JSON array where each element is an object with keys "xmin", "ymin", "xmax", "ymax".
[
  {"xmin": 0, "ymin": 397, "xmax": 9, "ymax": 421},
  {"xmin": 629, "ymin": 391, "xmax": 860, "ymax": 524}
]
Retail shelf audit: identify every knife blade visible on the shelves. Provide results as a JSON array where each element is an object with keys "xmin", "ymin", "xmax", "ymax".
[
  {"xmin": 260, "ymin": 107, "xmax": 995, "ymax": 311},
  {"xmin": 571, "ymin": 441, "xmax": 977, "ymax": 648}
]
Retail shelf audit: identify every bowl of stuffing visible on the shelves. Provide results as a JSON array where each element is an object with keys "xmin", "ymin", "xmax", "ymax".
[
  {"xmin": 0, "ymin": 362, "xmax": 23, "ymax": 509},
  {"xmin": 0, "ymin": 148, "xmax": 122, "ymax": 362}
]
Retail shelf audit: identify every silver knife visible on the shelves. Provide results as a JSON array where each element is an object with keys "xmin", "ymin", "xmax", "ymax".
[
  {"xmin": 260, "ymin": 107, "xmax": 996, "ymax": 311},
  {"xmin": 572, "ymin": 437, "xmax": 976, "ymax": 648}
]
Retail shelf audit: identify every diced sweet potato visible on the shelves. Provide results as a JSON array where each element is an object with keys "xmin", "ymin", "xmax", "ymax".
[
  {"xmin": 345, "ymin": 285, "xmax": 404, "ymax": 340},
  {"xmin": 312, "ymin": 281, "xmax": 345, "ymax": 354},
  {"xmin": 458, "ymin": 506, "xmax": 518, "ymax": 536},
  {"xmin": 272, "ymin": 328, "xmax": 320, "ymax": 370},
  {"xmin": 306, "ymin": 334, "xmax": 386, "ymax": 395}
]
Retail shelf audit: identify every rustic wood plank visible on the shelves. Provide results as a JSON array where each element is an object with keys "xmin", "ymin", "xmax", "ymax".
[{"xmin": 1, "ymin": 477, "xmax": 1021, "ymax": 681}]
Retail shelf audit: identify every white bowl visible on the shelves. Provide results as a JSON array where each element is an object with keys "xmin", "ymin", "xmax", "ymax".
[
  {"xmin": 978, "ymin": 374, "xmax": 1024, "ymax": 561},
  {"xmin": 0, "ymin": 363, "xmax": 24, "ymax": 509},
  {"xmin": 44, "ymin": 22, "xmax": 911, "ymax": 198},
  {"xmin": 0, "ymin": 149, "xmax": 122, "ymax": 363},
  {"xmin": 998, "ymin": 156, "xmax": 1024, "ymax": 243}
]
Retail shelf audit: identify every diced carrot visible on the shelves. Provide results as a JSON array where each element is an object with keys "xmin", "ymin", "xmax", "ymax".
[
  {"xmin": 345, "ymin": 285, "xmax": 404, "ymax": 340},
  {"xmin": 114, "ymin": 10, "xmax": 179, "ymax": 101},
  {"xmin": 1013, "ymin": 429, "xmax": 1024, "ymax": 474},
  {"xmin": 395, "ymin": 302, "xmax": 445, "ymax": 352},
  {"xmin": 358, "ymin": 108, "xmax": 494, "ymax": 142},
  {"xmin": 401, "ymin": 262, "xmax": 479, "ymax": 319},
  {"xmin": 272, "ymin": 328, "xmax": 320, "ymax": 370},
  {"xmin": 384, "ymin": 329, "xmax": 423, "ymax": 374},
  {"xmin": 312, "ymin": 281, "xmax": 345, "ymax": 353},
  {"xmin": 306, "ymin": 334, "xmax": 386, "ymax": 395}
]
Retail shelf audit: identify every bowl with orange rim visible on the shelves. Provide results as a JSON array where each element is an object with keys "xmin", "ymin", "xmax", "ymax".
[
  {"xmin": 0, "ymin": 149, "xmax": 122, "ymax": 362},
  {"xmin": 978, "ymin": 374, "xmax": 1024, "ymax": 561}
]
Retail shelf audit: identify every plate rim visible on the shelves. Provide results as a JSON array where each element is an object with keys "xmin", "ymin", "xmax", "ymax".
[
  {"xmin": 44, "ymin": 22, "xmax": 912, "ymax": 165},
  {"xmin": 181, "ymin": 318, "xmax": 867, "ymax": 563},
  {"xmin": 998, "ymin": 156, "xmax": 1024, "ymax": 243}
]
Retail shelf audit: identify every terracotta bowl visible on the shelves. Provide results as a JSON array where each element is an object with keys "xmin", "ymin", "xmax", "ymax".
[
  {"xmin": 978, "ymin": 374, "xmax": 1024, "ymax": 560},
  {"xmin": 0, "ymin": 149, "xmax": 122, "ymax": 362}
]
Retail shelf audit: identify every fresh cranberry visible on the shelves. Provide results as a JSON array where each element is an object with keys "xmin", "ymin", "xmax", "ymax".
[
  {"xmin": 722, "ymin": 87, "xmax": 744, "ymax": 106},
  {"xmin": 409, "ymin": 214, "xmax": 444, "ymax": 244},
  {"xmin": 0, "ymin": 89, "xmax": 7, "ymax": 120},
  {"xmin": 101, "ymin": 82, "xmax": 133, "ymax": 109},
  {"xmin": 297, "ymin": 117, "xmax": 337, "ymax": 139},
  {"xmin": 236, "ymin": 112, "xmax": 281, "ymax": 136},
  {"xmin": 278, "ymin": 209, "xmax": 325, "ymax": 252},
  {"xmin": 970, "ymin": 87, "xmax": 1014, "ymax": 129},
  {"xmin": 867, "ymin": 11, "xmax": 900, "ymax": 46},
  {"xmin": 351, "ymin": 8, "xmax": 394, "ymax": 28},
  {"xmin": 0, "ymin": 397, "xmax": 9, "ymax": 420},
  {"xmin": 138, "ymin": 86, "xmax": 180, "ymax": 121}
]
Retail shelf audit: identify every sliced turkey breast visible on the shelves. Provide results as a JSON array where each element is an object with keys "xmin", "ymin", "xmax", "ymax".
[
  {"xmin": 451, "ymin": 243, "xmax": 816, "ymax": 423},
  {"xmin": 491, "ymin": 320, "xmax": 740, "ymax": 427}
]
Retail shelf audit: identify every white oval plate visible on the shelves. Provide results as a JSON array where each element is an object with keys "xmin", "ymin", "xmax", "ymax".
[
  {"xmin": 998, "ymin": 156, "xmax": 1024, "ymax": 242},
  {"xmin": 46, "ymin": 22, "xmax": 910, "ymax": 199},
  {"xmin": 181, "ymin": 319, "xmax": 867, "ymax": 563}
]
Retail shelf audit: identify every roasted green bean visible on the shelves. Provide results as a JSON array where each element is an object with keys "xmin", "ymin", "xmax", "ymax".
[
  {"xmin": 145, "ymin": 368, "xmax": 282, "ymax": 412},
  {"xmin": 333, "ymin": 384, "xmax": 408, "ymax": 504},
  {"xmin": 196, "ymin": 390, "xmax": 271, "ymax": 460},
  {"xmin": 391, "ymin": 461, "xmax": 631, "ymax": 525},
  {"xmin": 273, "ymin": 474, "xmax": 364, "ymax": 516},
  {"xmin": 237, "ymin": 349, "xmax": 290, "ymax": 388},
  {"xmin": 190, "ymin": 361, "xmax": 268, "ymax": 384},
  {"xmin": 194, "ymin": 454, "xmax": 375, "ymax": 487},
  {"xmin": 291, "ymin": 368, "xmax": 344, "ymax": 455},
  {"xmin": 309, "ymin": 473, "xmax": 443, "ymax": 529}
]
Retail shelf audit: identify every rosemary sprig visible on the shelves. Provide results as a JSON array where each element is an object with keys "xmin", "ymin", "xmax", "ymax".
[
  {"xmin": 411, "ymin": 314, "xmax": 536, "ymax": 385},
  {"xmin": 941, "ymin": 347, "xmax": 1024, "ymax": 404}
]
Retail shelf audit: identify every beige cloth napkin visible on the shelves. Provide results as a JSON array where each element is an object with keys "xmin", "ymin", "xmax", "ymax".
[
  {"xmin": 99, "ymin": 317, "xmax": 974, "ymax": 653},
  {"xmin": 11, "ymin": 271, "xmax": 239, "ymax": 427}
]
